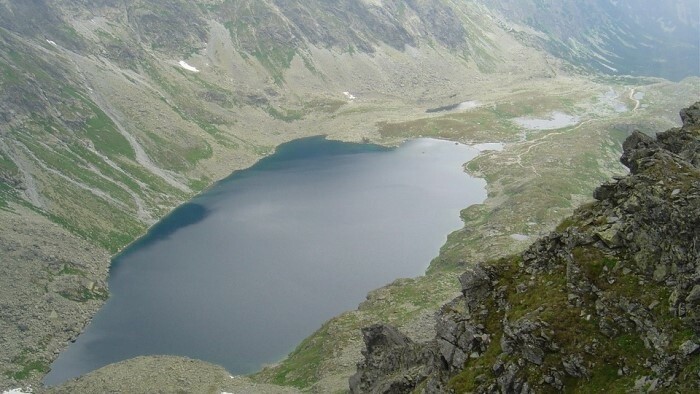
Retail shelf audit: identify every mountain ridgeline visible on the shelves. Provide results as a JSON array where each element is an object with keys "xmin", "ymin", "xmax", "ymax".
[
  {"xmin": 351, "ymin": 103, "xmax": 700, "ymax": 393},
  {"xmin": 1, "ymin": 1, "xmax": 698, "ymax": 82}
]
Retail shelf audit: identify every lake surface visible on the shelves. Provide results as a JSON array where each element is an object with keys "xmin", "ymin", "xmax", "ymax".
[{"xmin": 44, "ymin": 136, "xmax": 487, "ymax": 385}]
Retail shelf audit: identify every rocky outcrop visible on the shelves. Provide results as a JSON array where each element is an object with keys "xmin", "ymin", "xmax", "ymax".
[
  {"xmin": 350, "ymin": 103, "xmax": 700, "ymax": 393},
  {"xmin": 350, "ymin": 325, "xmax": 436, "ymax": 394}
]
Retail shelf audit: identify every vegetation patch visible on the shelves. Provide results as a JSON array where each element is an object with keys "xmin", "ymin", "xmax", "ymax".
[
  {"xmin": 59, "ymin": 285, "xmax": 109, "ymax": 303},
  {"xmin": 267, "ymin": 323, "xmax": 330, "ymax": 389},
  {"xmin": 266, "ymin": 106, "xmax": 304, "ymax": 122},
  {"xmin": 5, "ymin": 352, "xmax": 49, "ymax": 381}
]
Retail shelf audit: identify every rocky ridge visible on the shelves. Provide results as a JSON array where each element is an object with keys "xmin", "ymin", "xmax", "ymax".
[{"xmin": 351, "ymin": 103, "xmax": 700, "ymax": 393}]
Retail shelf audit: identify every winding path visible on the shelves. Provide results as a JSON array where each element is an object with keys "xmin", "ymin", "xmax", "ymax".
[
  {"xmin": 629, "ymin": 88, "xmax": 641, "ymax": 111},
  {"xmin": 509, "ymin": 118, "xmax": 596, "ymax": 177}
]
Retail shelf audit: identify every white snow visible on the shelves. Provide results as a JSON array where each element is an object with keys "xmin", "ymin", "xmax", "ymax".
[
  {"xmin": 473, "ymin": 142, "xmax": 504, "ymax": 152},
  {"xmin": 3, "ymin": 388, "xmax": 32, "ymax": 394},
  {"xmin": 179, "ymin": 60, "xmax": 200, "ymax": 73},
  {"xmin": 343, "ymin": 91, "xmax": 356, "ymax": 101},
  {"xmin": 457, "ymin": 100, "xmax": 481, "ymax": 111},
  {"xmin": 598, "ymin": 61, "xmax": 618, "ymax": 72},
  {"xmin": 46, "ymin": 39, "xmax": 57, "ymax": 46}
]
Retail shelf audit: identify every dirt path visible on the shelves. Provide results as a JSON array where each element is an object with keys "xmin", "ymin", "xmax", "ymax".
[
  {"xmin": 510, "ymin": 118, "xmax": 596, "ymax": 176},
  {"xmin": 629, "ymin": 88, "xmax": 641, "ymax": 111}
]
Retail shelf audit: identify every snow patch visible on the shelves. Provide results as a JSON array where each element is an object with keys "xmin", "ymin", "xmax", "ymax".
[
  {"xmin": 179, "ymin": 60, "xmax": 200, "ymax": 73},
  {"xmin": 3, "ymin": 388, "xmax": 33, "ymax": 394},
  {"xmin": 598, "ymin": 61, "xmax": 618, "ymax": 72},
  {"xmin": 46, "ymin": 39, "xmax": 57, "ymax": 46},
  {"xmin": 343, "ymin": 91, "xmax": 356, "ymax": 101},
  {"xmin": 457, "ymin": 100, "xmax": 481, "ymax": 111}
]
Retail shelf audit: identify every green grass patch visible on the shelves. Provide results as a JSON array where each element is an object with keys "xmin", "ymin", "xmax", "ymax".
[
  {"xmin": 116, "ymin": 159, "xmax": 184, "ymax": 198},
  {"xmin": 188, "ymin": 177, "xmax": 211, "ymax": 192},
  {"xmin": 6, "ymin": 352, "xmax": 49, "ymax": 381},
  {"xmin": 252, "ymin": 43, "xmax": 295, "ymax": 86},
  {"xmin": 572, "ymin": 246, "xmax": 619, "ymax": 281},
  {"xmin": 43, "ymin": 183, "xmax": 145, "ymax": 253},
  {"xmin": 67, "ymin": 143, "xmax": 142, "ymax": 192},
  {"xmin": 0, "ymin": 181, "xmax": 14, "ymax": 210},
  {"xmin": 59, "ymin": 286, "xmax": 109, "ymax": 303},
  {"xmin": 83, "ymin": 103, "xmax": 135, "ymax": 160},
  {"xmin": 224, "ymin": 11, "xmax": 297, "ymax": 85},
  {"xmin": 58, "ymin": 265, "xmax": 88, "ymax": 277},
  {"xmin": 266, "ymin": 106, "xmax": 304, "ymax": 122},
  {"xmin": 8, "ymin": 360, "xmax": 49, "ymax": 381},
  {"xmin": 262, "ymin": 323, "xmax": 330, "ymax": 389},
  {"xmin": 184, "ymin": 140, "xmax": 213, "ymax": 165},
  {"xmin": 448, "ymin": 332, "xmax": 504, "ymax": 392},
  {"xmin": 0, "ymin": 60, "xmax": 22, "ymax": 84},
  {"xmin": 303, "ymin": 99, "xmax": 346, "ymax": 114},
  {"xmin": 677, "ymin": 355, "xmax": 700, "ymax": 393},
  {"xmin": 15, "ymin": 134, "xmax": 135, "ymax": 207},
  {"xmin": 0, "ymin": 150, "xmax": 19, "ymax": 178}
]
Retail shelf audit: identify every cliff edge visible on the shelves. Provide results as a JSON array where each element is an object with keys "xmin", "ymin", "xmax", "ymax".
[{"xmin": 351, "ymin": 103, "xmax": 700, "ymax": 393}]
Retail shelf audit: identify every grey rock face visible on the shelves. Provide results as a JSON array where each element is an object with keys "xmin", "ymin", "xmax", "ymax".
[
  {"xmin": 459, "ymin": 265, "xmax": 493, "ymax": 310},
  {"xmin": 679, "ymin": 340, "xmax": 700, "ymax": 357},
  {"xmin": 349, "ymin": 324, "xmax": 436, "ymax": 394}
]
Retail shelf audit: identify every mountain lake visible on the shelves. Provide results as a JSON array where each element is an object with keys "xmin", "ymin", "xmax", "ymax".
[{"xmin": 44, "ymin": 136, "xmax": 489, "ymax": 385}]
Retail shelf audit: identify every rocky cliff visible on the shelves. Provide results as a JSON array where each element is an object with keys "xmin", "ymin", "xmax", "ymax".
[{"xmin": 351, "ymin": 103, "xmax": 700, "ymax": 393}]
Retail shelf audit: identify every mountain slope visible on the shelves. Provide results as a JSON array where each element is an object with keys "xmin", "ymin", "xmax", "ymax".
[
  {"xmin": 351, "ymin": 103, "xmax": 700, "ymax": 392},
  {"xmin": 484, "ymin": 0, "xmax": 700, "ymax": 81},
  {"xmin": 0, "ymin": 0, "xmax": 562, "ymax": 251}
]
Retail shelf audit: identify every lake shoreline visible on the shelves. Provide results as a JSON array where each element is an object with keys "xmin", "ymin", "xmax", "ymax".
[{"xmin": 43, "ymin": 136, "xmax": 501, "ymax": 387}]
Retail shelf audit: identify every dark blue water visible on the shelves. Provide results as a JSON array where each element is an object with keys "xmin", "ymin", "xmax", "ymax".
[{"xmin": 44, "ymin": 136, "xmax": 487, "ymax": 385}]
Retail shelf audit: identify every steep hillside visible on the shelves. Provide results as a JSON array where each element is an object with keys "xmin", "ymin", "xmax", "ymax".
[
  {"xmin": 485, "ymin": 0, "xmax": 700, "ymax": 81},
  {"xmin": 351, "ymin": 103, "xmax": 700, "ymax": 392}
]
